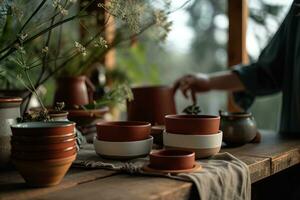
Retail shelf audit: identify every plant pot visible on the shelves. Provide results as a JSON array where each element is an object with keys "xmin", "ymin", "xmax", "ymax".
[
  {"xmin": 11, "ymin": 121, "xmax": 76, "ymax": 137},
  {"xmin": 54, "ymin": 76, "xmax": 95, "ymax": 108},
  {"xmin": 94, "ymin": 136, "xmax": 153, "ymax": 160},
  {"xmin": 165, "ymin": 114, "xmax": 220, "ymax": 135},
  {"xmin": 0, "ymin": 97, "xmax": 22, "ymax": 167},
  {"xmin": 127, "ymin": 86, "xmax": 176, "ymax": 125},
  {"xmin": 12, "ymin": 154, "xmax": 76, "ymax": 187},
  {"xmin": 163, "ymin": 131, "xmax": 223, "ymax": 158},
  {"xmin": 96, "ymin": 121, "xmax": 151, "ymax": 142},
  {"xmin": 11, "ymin": 146, "xmax": 77, "ymax": 160},
  {"xmin": 149, "ymin": 149, "xmax": 195, "ymax": 170},
  {"xmin": 11, "ymin": 133, "xmax": 76, "ymax": 144},
  {"xmin": 220, "ymin": 111, "xmax": 257, "ymax": 145},
  {"xmin": 11, "ymin": 138, "xmax": 76, "ymax": 151}
]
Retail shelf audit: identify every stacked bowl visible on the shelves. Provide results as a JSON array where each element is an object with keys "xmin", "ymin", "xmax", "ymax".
[
  {"xmin": 94, "ymin": 121, "xmax": 153, "ymax": 160},
  {"xmin": 10, "ymin": 121, "xmax": 77, "ymax": 187},
  {"xmin": 164, "ymin": 115, "xmax": 222, "ymax": 159}
]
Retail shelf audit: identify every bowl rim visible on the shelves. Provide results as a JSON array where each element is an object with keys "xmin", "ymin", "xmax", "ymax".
[
  {"xmin": 0, "ymin": 96, "xmax": 22, "ymax": 103},
  {"xmin": 150, "ymin": 149, "xmax": 195, "ymax": 158},
  {"xmin": 96, "ymin": 121, "xmax": 151, "ymax": 128},
  {"xmin": 165, "ymin": 114, "xmax": 220, "ymax": 120},
  {"xmin": 164, "ymin": 130, "xmax": 222, "ymax": 137},
  {"xmin": 94, "ymin": 135, "xmax": 153, "ymax": 145},
  {"xmin": 11, "ymin": 121, "xmax": 76, "ymax": 129}
]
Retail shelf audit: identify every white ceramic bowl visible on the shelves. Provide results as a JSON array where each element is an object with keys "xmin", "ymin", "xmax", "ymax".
[
  {"xmin": 163, "ymin": 131, "xmax": 223, "ymax": 158},
  {"xmin": 94, "ymin": 136, "xmax": 153, "ymax": 160}
]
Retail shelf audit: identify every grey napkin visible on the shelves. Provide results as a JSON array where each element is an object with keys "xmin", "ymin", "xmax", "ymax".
[{"xmin": 73, "ymin": 146, "xmax": 250, "ymax": 200}]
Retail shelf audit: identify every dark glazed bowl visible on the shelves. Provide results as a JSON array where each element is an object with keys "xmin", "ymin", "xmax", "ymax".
[
  {"xmin": 11, "ymin": 121, "xmax": 76, "ymax": 137},
  {"xmin": 165, "ymin": 114, "xmax": 220, "ymax": 135},
  {"xmin": 149, "ymin": 149, "xmax": 195, "ymax": 170},
  {"xmin": 96, "ymin": 121, "xmax": 151, "ymax": 142}
]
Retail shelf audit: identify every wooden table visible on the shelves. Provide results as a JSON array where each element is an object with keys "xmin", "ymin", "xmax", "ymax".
[{"xmin": 1, "ymin": 130, "xmax": 300, "ymax": 200}]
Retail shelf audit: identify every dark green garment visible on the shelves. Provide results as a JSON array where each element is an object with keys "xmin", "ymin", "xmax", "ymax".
[{"xmin": 233, "ymin": 1, "xmax": 300, "ymax": 135}]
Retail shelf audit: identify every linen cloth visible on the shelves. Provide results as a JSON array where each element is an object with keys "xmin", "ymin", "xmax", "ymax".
[{"xmin": 73, "ymin": 146, "xmax": 251, "ymax": 200}]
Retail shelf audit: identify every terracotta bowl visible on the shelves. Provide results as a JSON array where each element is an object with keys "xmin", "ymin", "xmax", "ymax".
[
  {"xmin": 11, "ymin": 138, "xmax": 76, "ymax": 151},
  {"xmin": 11, "ymin": 121, "xmax": 76, "ymax": 137},
  {"xmin": 13, "ymin": 154, "xmax": 76, "ymax": 187},
  {"xmin": 149, "ymin": 149, "xmax": 195, "ymax": 170},
  {"xmin": 94, "ymin": 136, "xmax": 153, "ymax": 160},
  {"xmin": 165, "ymin": 114, "xmax": 220, "ymax": 135},
  {"xmin": 11, "ymin": 133, "xmax": 76, "ymax": 144},
  {"xmin": 11, "ymin": 146, "xmax": 77, "ymax": 160},
  {"xmin": 68, "ymin": 107, "xmax": 109, "ymax": 126},
  {"xmin": 96, "ymin": 121, "xmax": 151, "ymax": 142},
  {"xmin": 163, "ymin": 131, "xmax": 223, "ymax": 159}
]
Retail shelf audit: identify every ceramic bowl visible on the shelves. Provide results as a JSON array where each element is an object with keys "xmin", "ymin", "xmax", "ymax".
[
  {"xmin": 149, "ymin": 149, "xmax": 195, "ymax": 170},
  {"xmin": 165, "ymin": 114, "xmax": 220, "ymax": 135},
  {"xmin": 68, "ymin": 107, "xmax": 109, "ymax": 126},
  {"xmin": 96, "ymin": 121, "xmax": 151, "ymax": 142},
  {"xmin": 94, "ymin": 136, "xmax": 153, "ymax": 160},
  {"xmin": 11, "ymin": 133, "xmax": 76, "ymax": 144},
  {"xmin": 11, "ymin": 146, "xmax": 77, "ymax": 160},
  {"xmin": 11, "ymin": 138, "xmax": 76, "ymax": 151},
  {"xmin": 163, "ymin": 131, "xmax": 223, "ymax": 158},
  {"xmin": 11, "ymin": 121, "xmax": 76, "ymax": 137},
  {"xmin": 13, "ymin": 154, "xmax": 76, "ymax": 187}
]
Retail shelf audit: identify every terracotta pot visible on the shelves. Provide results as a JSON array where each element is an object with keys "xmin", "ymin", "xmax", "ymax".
[
  {"xmin": 54, "ymin": 76, "xmax": 95, "ymax": 108},
  {"xmin": 149, "ymin": 149, "xmax": 195, "ymax": 170},
  {"xmin": 0, "ymin": 97, "xmax": 22, "ymax": 167},
  {"xmin": 96, "ymin": 121, "xmax": 151, "ymax": 142},
  {"xmin": 11, "ymin": 138, "xmax": 76, "ymax": 151},
  {"xmin": 13, "ymin": 154, "xmax": 76, "ymax": 187},
  {"xmin": 11, "ymin": 121, "xmax": 75, "ymax": 137},
  {"xmin": 68, "ymin": 107, "xmax": 109, "ymax": 126},
  {"xmin": 220, "ymin": 111, "xmax": 257, "ymax": 145},
  {"xmin": 11, "ymin": 146, "xmax": 77, "ymax": 160},
  {"xmin": 127, "ymin": 86, "xmax": 176, "ymax": 125},
  {"xmin": 11, "ymin": 133, "xmax": 76, "ymax": 144},
  {"xmin": 165, "ymin": 114, "xmax": 220, "ymax": 135}
]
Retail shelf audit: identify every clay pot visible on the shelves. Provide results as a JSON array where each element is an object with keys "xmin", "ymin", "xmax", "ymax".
[
  {"xmin": 149, "ymin": 149, "xmax": 195, "ymax": 170},
  {"xmin": 165, "ymin": 114, "xmax": 220, "ymax": 135},
  {"xmin": 54, "ymin": 76, "xmax": 95, "ymax": 108},
  {"xmin": 0, "ymin": 97, "xmax": 22, "ymax": 167},
  {"xmin": 220, "ymin": 111, "xmax": 257, "ymax": 145},
  {"xmin": 11, "ymin": 121, "xmax": 76, "ymax": 137},
  {"xmin": 151, "ymin": 125, "xmax": 164, "ymax": 146},
  {"xmin": 11, "ymin": 146, "xmax": 77, "ymax": 160},
  {"xmin": 127, "ymin": 86, "xmax": 176, "ymax": 125},
  {"xmin": 94, "ymin": 136, "xmax": 153, "ymax": 160},
  {"xmin": 12, "ymin": 154, "xmax": 76, "ymax": 187},
  {"xmin": 11, "ymin": 133, "xmax": 76, "ymax": 144},
  {"xmin": 68, "ymin": 107, "xmax": 108, "ymax": 126},
  {"xmin": 96, "ymin": 121, "xmax": 151, "ymax": 142},
  {"xmin": 11, "ymin": 138, "xmax": 76, "ymax": 151},
  {"xmin": 163, "ymin": 131, "xmax": 223, "ymax": 158}
]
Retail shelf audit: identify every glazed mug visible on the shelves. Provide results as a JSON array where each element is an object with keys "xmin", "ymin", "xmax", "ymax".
[{"xmin": 219, "ymin": 111, "xmax": 257, "ymax": 145}]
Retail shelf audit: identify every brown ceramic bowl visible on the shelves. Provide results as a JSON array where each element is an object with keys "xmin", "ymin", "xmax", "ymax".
[
  {"xmin": 96, "ymin": 121, "xmax": 151, "ymax": 142},
  {"xmin": 12, "ymin": 154, "xmax": 76, "ymax": 187},
  {"xmin": 149, "ymin": 149, "xmax": 195, "ymax": 170},
  {"xmin": 68, "ymin": 107, "xmax": 109, "ymax": 126},
  {"xmin": 11, "ymin": 133, "xmax": 76, "ymax": 144},
  {"xmin": 11, "ymin": 121, "xmax": 76, "ymax": 137},
  {"xmin": 11, "ymin": 146, "xmax": 77, "ymax": 160},
  {"xmin": 165, "ymin": 114, "xmax": 220, "ymax": 135},
  {"xmin": 11, "ymin": 138, "xmax": 76, "ymax": 151}
]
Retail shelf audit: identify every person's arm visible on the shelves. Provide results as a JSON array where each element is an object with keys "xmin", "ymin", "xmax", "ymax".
[{"xmin": 209, "ymin": 71, "xmax": 245, "ymax": 91}]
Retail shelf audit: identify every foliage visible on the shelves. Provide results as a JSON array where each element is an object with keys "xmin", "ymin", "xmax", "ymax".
[{"xmin": 182, "ymin": 104, "xmax": 201, "ymax": 115}]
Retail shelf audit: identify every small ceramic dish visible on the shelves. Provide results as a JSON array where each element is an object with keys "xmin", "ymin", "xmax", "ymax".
[
  {"xmin": 12, "ymin": 154, "xmax": 76, "ymax": 187},
  {"xmin": 11, "ymin": 146, "xmax": 77, "ymax": 160},
  {"xmin": 96, "ymin": 121, "xmax": 151, "ymax": 142},
  {"xmin": 11, "ymin": 121, "xmax": 76, "ymax": 137},
  {"xmin": 149, "ymin": 149, "xmax": 195, "ymax": 170},
  {"xmin": 94, "ymin": 136, "xmax": 153, "ymax": 160},
  {"xmin": 11, "ymin": 138, "xmax": 76, "ymax": 151},
  {"xmin": 163, "ymin": 131, "xmax": 222, "ymax": 158},
  {"xmin": 165, "ymin": 114, "xmax": 220, "ymax": 135},
  {"xmin": 143, "ymin": 162, "xmax": 202, "ymax": 174}
]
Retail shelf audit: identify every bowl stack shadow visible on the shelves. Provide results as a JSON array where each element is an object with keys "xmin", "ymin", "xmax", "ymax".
[{"xmin": 10, "ymin": 121, "xmax": 77, "ymax": 187}]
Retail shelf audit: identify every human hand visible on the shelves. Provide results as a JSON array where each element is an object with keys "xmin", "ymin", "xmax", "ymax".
[{"xmin": 173, "ymin": 74, "xmax": 210, "ymax": 104}]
